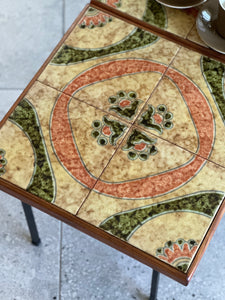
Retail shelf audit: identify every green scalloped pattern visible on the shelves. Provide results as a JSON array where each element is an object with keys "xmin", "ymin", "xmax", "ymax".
[
  {"xmin": 100, "ymin": 192, "xmax": 224, "ymax": 240},
  {"xmin": 202, "ymin": 57, "xmax": 225, "ymax": 123},
  {"xmin": 51, "ymin": 0, "xmax": 166, "ymax": 65},
  {"xmin": 9, "ymin": 99, "xmax": 55, "ymax": 203}
]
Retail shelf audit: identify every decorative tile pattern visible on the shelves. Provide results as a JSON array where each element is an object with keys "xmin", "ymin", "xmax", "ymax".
[
  {"xmin": 156, "ymin": 239, "xmax": 198, "ymax": 272},
  {"xmin": 1, "ymin": 3, "xmax": 225, "ymax": 278},
  {"xmin": 78, "ymin": 1, "xmax": 121, "ymax": 29},
  {"xmin": 38, "ymin": 5, "xmax": 180, "ymax": 93},
  {"xmin": 78, "ymin": 158, "xmax": 225, "ymax": 272},
  {"xmin": 170, "ymin": 48, "xmax": 225, "ymax": 167},
  {"xmin": 96, "ymin": 0, "xmax": 197, "ymax": 38}
]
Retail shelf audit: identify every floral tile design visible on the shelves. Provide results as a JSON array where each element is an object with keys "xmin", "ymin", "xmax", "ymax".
[
  {"xmin": 133, "ymin": 48, "xmax": 225, "ymax": 164},
  {"xmin": 38, "ymin": 6, "xmax": 180, "ymax": 94},
  {"xmin": 73, "ymin": 71, "xmax": 162, "ymax": 123},
  {"xmin": 135, "ymin": 75, "xmax": 199, "ymax": 153},
  {"xmin": 96, "ymin": 0, "xmax": 196, "ymax": 38},
  {"xmin": 1, "ymin": 2, "xmax": 225, "ymax": 279}
]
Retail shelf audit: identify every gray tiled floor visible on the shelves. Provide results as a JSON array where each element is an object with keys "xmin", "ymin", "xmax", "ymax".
[{"xmin": 0, "ymin": 1, "xmax": 225, "ymax": 299}]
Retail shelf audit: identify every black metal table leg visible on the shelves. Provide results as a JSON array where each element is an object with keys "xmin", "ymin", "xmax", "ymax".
[
  {"xmin": 21, "ymin": 202, "xmax": 41, "ymax": 246},
  {"xmin": 149, "ymin": 269, "xmax": 160, "ymax": 300}
]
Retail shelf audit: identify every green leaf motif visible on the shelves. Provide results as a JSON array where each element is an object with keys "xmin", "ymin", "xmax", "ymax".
[
  {"xmin": 9, "ymin": 99, "xmax": 56, "ymax": 203},
  {"xmin": 51, "ymin": 0, "xmax": 166, "ymax": 65},
  {"xmin": 100, "ymin": 192, "xmax": 224, "ymax": 240},
  {"xmin": 202, "ymin": 56, "xmax": 225, "ymax": 123}
]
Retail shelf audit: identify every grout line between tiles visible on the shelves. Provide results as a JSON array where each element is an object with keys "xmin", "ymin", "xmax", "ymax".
[
  {"xmin": 132, "ymin": 122, "xmax": 225, "ymax": 170},
  {"xmin": 186, "ymin": 23, "xmax": 196, "ymax": 40},
  {"xmin": 58, "ymin": 221, "xmax": 62, "ymax": 300},
  {"xmin": 75, "ymin": 123, "xmax": 137, "ymax": 216},
  {"xmin": 130, "ymin": 45, "xmax": 182, "ymax": 126},
  {"xmin": 36, "ymin": 58, "xmax": 225, "ymax": 172},
  {"xmin": 36, "ymin": 79, "xmax": 133, "ymax": 126}
]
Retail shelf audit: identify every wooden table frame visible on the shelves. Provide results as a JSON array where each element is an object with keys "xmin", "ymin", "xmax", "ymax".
[{"xmin": 1, "ymin": 1, "xmax": 225, "ymax": 297}]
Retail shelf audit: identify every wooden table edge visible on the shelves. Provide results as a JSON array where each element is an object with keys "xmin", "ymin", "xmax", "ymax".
[
  {"xmin": 187, "ymin": 197, "xmax": 225, "ymax": 282},
  {"xmin": 0, "ymin": 178, "xmax": 188, "ymax": 285}
]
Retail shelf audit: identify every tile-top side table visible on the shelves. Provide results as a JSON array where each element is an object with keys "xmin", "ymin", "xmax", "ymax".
[{"xmin": 1, "ymin": 0, "xmax": 225, "ymax": 298}]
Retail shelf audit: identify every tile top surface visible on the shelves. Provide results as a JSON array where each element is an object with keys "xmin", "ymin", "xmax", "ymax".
[
  {"xmin": 95, "ymin": 0, "xmax": 197, "ymax": 38},
  {"xmin": 1, "ymin": 4, "xmax": 225, "ymax": 280}
]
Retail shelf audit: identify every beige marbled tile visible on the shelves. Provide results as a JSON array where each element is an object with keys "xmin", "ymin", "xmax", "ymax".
[
  {"xmin": 129, "ymin": 212, "xmax": 210, "ymax": 267},
  {"xmin": 165, "ymin": 7, "xmax": 196, "ymax": 38},
  {"xmin": 0, "ymin": 120, "xmax": 34, "ymax": 189},
  {"xmin": 170, "ymin": 47, "xmax": 225, "ymax": 167},
  {"xmin": 68, "ymin": 96, "xmax": 130, "ymax": 178},
  {"xmin": 135, "ymin": 76, "xmax": 199, "ymax": 153},
  {"xmin": 38, "ymin": 5, "xmax": 180, "ymax": 93},
  {"xmin": 78, "ymin": 158, "xmax": 225, "ymax": 271},
  {"xmin": 67, "ymin": 8, "xmax": 136, "ymax": 49},
  {"xmin": 38, "ymin": 36, "xmax": 179, "ymax": 93},
  {"xmin": 24, "ymin": 82, "xmax": 91, "ymax": 213},
  {"xmin": 78, "ymin": 153, "xmax": 225, "ymax": 226},
  {"xmin": 98, "ymin": 125, "xmax": 193, "ymax": 183},
  {"xmin": 74, "ymin": 72, "xmax": 162, "ymax": 121}
]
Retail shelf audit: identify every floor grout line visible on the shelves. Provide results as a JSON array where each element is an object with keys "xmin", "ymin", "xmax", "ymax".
[
  {"xmin": 58, "ymin": 221, "xmax": 63, "ymax": 300},
  {"xmin": 0, "ymin": 88, "xmax": 24, "ymax": 91},
  {"xmin": 62, "ymin": 0, "xmax": 66, "ymax": 36}
]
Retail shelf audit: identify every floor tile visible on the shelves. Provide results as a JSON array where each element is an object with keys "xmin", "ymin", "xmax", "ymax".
[
  {"xmin": 0, "ymin": 191, "xmax": 60, "ymax": 300},
  {"xmin": 169, "ymin": 47, "xmax": 225, "ymax": 167},
  {"xmin": 60, "ymin": 222, "xmax": 151, "ymax": 300},
  {"xmin": 0, "ymin": 90, "xmax": 23, "ymax": 121},
  {"xmin": 65, "ymin": 0, "xmax": 90, "ymax": 32},
  {"xmin": 0, "ymin": 0, "xmax": 63, "ymax": 89},
  {"xmin": 38, "ymin": 5, "xmax": 180, "ymax": 94},
  {"xmin": 95, "ymin": 0, "xmax": 196, "ymax": 38},
  {"xmin": 77, "ymin": 130, "xmax": 225, "ymax": 273}
]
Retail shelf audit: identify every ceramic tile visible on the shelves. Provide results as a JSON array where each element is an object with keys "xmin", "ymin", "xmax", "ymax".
[
  {"xmin": 38, "ymin": 6, "xmax": 180, "ymax": 95},
  {"xmin": 78, "ymin": 147, "xmax": 225, "ymax": 272},
  {"xmin": 95, "ymin": 0, "xmax": 196, "ymax": 38},
  {"xmin": 0, "ymin": 82, "xmax": 131, "ymax": 214},
  {"xmin": 96, "ymin": 125, "xmax": 194, "ymax": 185},
  {"xmin": 169, "ymin": 47, "xmax": 225, "ymax": 167},
  {"xmin": 135, "ymin": 75, "xmax": 199, "ymax": 153},
  {"xmin": 74, "ymin": 72, "xmax": 162, "ymax": 123},
  {"xmin": 187, "ymin": 25, "xmax": 208, "ymax": 47}
]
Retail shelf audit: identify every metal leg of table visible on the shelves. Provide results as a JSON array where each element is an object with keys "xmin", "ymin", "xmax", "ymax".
[
  {"xmin": 21, "ymin": 202, "xmax": 41, "ymax": 246},
  {"xmin": 149, "ymin": 269, "xmax": 160, "ymax": 300}
]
